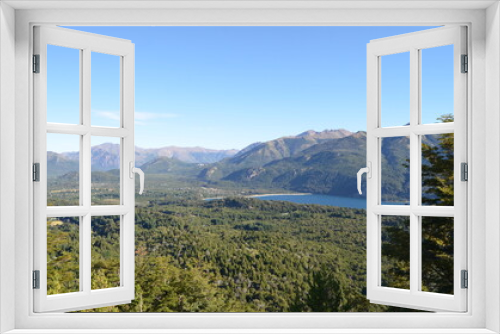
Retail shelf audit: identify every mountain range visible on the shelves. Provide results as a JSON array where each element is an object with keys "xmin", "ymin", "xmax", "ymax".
[
  {"xmin": 47, "ymin": 129, "xmax": 412, "ymax": 198},
  {"xmin": 48, "ymin": 145, "xmax": 238, "ymax": 176}
]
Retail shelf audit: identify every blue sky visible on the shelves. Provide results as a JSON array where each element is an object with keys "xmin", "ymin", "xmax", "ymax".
[{"xmin": 47, "ymin": 26, "xmax": 453, "ymax": 152}]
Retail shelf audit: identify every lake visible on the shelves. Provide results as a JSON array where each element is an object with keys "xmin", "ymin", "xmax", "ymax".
[
  {"xmin": 249, "ymin": 194, "xmax": 409, "ymax": 209},
  {"xmin": 205, "ymin": 194, "xmax": 409, "ymax": 209},
  {"xmin": 251, "ymin": 194, "xmax": 367, "ymax": 209}
]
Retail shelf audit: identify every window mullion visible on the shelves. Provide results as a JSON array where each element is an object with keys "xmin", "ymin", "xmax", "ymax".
[
  {"xmin": 82, "ymin": 48, "xmax": 91, "ymax": 208},
  {"xmin": 81, "ymin": 213, "xmax": 91, "ymax": 293},
  {"xmin": 82, "ymin": 47, "xmax": 92, "ymax": 294},
  {"xmin": 409, "ymin": 47, "xmax": 420, "ymax": 294}
]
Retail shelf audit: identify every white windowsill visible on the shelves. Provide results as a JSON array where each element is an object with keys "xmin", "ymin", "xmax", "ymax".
[{"xmin": 3, "ymin": 330, "xmax": 498, "ymax": 334}]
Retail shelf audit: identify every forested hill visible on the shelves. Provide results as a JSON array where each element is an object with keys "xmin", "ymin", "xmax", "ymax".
[
  {"xmin": 198, "ymin": 131, "xmax": 413, "ymax": 199},
  {"xmin": 213, "ymin": 132, "xmax": 368, "ymax": 197},
  {"xmin": 228, "ymin": 129, "xmax": 353, "ymax": 167}
]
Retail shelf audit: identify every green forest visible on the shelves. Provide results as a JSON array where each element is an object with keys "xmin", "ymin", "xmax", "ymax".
[
  {"xmin": 49, "ymin": 198, "xmax": 390, "ymax": 312},
  {"xmin": 46, "ymin": 116, "xmax": 455, "ymax": 313}
]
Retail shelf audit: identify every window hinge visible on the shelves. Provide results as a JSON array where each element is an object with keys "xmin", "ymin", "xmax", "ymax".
[
  {"xmin": 33, "ymin": 54, "xmax": 40, "ymax": 73},
  {"xmin": 461, "ymin": 270, "xmax": 468, "ymax": 289},
  {"xmin": 461, "ymin": 54, "xmax": 468, "ymax": 73},
  {"xmin": 461, "ymin": 162, "xmax": 468, "ymax": 181},
  {"xmin": 33, "ymin": 270, "xmax": 40, "ymax": 289},
  {"xmin": 33, "ymin": 163, "xmax": 40, "ymax": 182}
]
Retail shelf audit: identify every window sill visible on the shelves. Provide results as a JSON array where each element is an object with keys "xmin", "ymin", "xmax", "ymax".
[{"xmin": 3, "ymin": 329, "xmax": 497, "ymax": 334}]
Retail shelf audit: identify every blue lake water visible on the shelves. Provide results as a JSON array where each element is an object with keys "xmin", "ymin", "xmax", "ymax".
[
  {"xmin": 252, "ymin": 194, "xmax": 367, "ymax": 209},
  {"xmin": 205, "ymin": 194, "xmax": 408, "ymax": 209},
  {"xmin": 250, "ymin": 194, "xmax": 409, "ymax": 209}
]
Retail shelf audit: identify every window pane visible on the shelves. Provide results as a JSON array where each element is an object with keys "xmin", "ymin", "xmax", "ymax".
[
  {"xmin": 47, "ymin": 45, "xmax": 80, "ymax": 124},
  {"xmin": 381, "ymin": 52, "xmax": 410, "ymax": 128},
  {"xmin": 421, "ymin": 217, "xmax": 454, "ymax": 294},
  {"xmin": 91, "ymin": 215, "xmax": 121, "ymax": 289},
  {"xmin": 381, "ymin": 215, "xmax": 410, "ymax": 290},
  {"xmin": 421, "ymin": 45, "xmax": 454, "ymax": 125},
  {"xmin": 47, "ymin": 216, "xmax": 80, "ymax": 295},
  {"xmin": 91, "ymin": 137, "xmax": 121, "ymax": 205},
  {"xmin": 47, "ymin": 133, "xmax": 80, "ymax": 206},
  {"xmin": 381, "ymin": 136, "xmax": 410, "ymax": 205},
  {"xmin": 421, "ymin": 133, "xmax": 454, "ymax": 206},
  {"xmin": 91, "ymin": 52, "xmax": 121, "ymax": 127}
]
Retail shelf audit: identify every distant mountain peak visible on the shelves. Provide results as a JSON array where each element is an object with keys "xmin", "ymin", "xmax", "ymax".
[
  {"xmin": 94, "ymin": 142, "xmax": 118, "ymax": 149},
  {"xmin": 351, "ymin": 131, "xmax": 367, "ymax": 139},
  {"xmin": 297, "ymin": 130, "xmax": 317, "ymax": 137},
  {"xmin": 296, "ymin": 129, "xmax": 353, "ymax": 139}
]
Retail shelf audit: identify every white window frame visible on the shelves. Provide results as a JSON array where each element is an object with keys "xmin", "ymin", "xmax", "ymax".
[{"xmin": 1, "ymin": 2, "xmax": 499, "ymax": 333}]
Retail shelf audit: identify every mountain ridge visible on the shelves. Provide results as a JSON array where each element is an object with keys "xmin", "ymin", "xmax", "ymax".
[
  {"xmin": 56, "ymin": 144, "xmax": 239, "ymax": 171},
  {"xmin": 214, "ymin": 131, "xmax": 369, "ymax": 197}
]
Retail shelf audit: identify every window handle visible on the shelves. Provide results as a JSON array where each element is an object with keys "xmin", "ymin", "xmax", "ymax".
[
  {"xmin": 357, "ymin": 162, "xmax": 371, "ymax": 195},
  {"xmin": 129, "ymin": 162, "xmax": 145, "ymax": 195}
]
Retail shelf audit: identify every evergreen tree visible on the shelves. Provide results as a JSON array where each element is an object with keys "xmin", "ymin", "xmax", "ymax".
[
  {"xmin": 422, "ymin": 114, "xmax": 454, "ymax": 206},
  {"xmin": 384, "ymin": 114, "xmax": 454, "ymax": 294},
  {"xmin": 307, "ymin": 266, "xmax": 346, "ymax": 312},
  {"xmin": 299, "ymin": 265, "xmax": 372, "ymax": 312}
]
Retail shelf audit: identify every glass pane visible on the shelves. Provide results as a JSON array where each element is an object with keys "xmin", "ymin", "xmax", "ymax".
[
  {"xmin": 47, "ymin": 133, "xmax": 80, "ymax": 206},
  {"xmin": 91, "ymin": 137, "xmax": 121, "ymax": 205},
  {"xmin": 381, "ymin": 215, "xmax": 410, "ymax": 289},
  {"xmin": 47, "ymin": 216, "xmax": 79, "ymax": 295},
  {"xmin": 47, "ymin": 45, "xmax": 81, "ymax": 124},
  {"xmin": 91, "ymin": 52, "xmax": 121, "ymax": 127},
  {"xmin": 421, "ymin": 133, "xmax": 454, "ymax": 206},
  {"xmin": 381, "ymin": 52, "xmax": 410, "ymax": 128},
  {"xmin": 91, "ymin": 215, "xmax": 120, "ymax": 289},
  {"xmin": 421, "ymin": 45, "xmax": 454, "ymax": 125},
  {"xmin": 381, "ymin": 136, "xmax": 410, "ymax": 205},
  {"xmin": 421, "ymin": 217, "xmax": 454, "ymax": 294}
]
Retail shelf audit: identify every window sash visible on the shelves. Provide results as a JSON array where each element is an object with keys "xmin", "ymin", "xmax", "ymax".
[
  {"xmin": 366, "ymin": 26, "xmax": 467, "ymax": 312},
  {"xmin": 32, "ymin": 25, "xmax": 136, "ymax": 313}
]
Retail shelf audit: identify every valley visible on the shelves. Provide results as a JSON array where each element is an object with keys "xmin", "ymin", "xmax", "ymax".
[{"xmin": 46, "ymin": 126, "xmax": 452, "ymax": 313}]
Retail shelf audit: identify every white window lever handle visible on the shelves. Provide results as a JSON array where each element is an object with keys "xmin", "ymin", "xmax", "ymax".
[
  {"xmin": 129, "ymin": 162, "xmax": 145, "ymax": 195},
  {"xmin": 357, "ymin": 162, "xmax": 372, "ymax": 195}
]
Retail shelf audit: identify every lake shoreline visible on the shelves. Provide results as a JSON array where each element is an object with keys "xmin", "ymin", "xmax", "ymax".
[
  {"xmin": 247, "ymin": 192, "xmax": 312, "ymax": 198},
  {"xmin": 205, "ymin": 193, "xmax": 368, "ymax": 209},
  {"xmin": 247, "ymin": 193, "xmax": 367, "ymax": 209}
]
